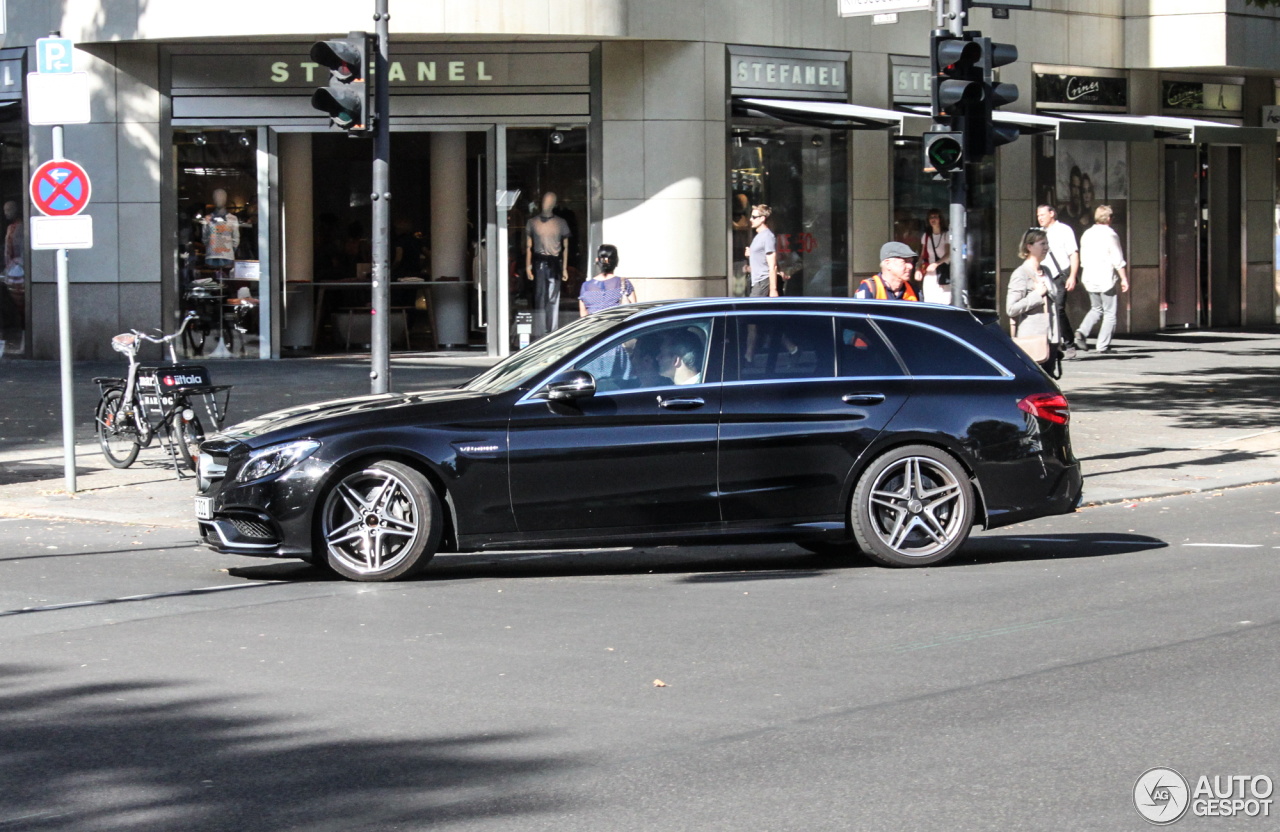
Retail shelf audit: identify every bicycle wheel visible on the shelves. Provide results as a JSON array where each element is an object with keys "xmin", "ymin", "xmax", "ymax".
[
  {"xmin": 96, "ymin": 388, "xmax": 140, "ymax": 468},
  {"xmin": 173, "ymin": 406, "xmax": 205, "ymax": 472}
]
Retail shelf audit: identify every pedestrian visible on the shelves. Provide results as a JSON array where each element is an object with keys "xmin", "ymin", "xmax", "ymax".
[
  {"xmin": 578, "ymin": 244, "xmax": 636, "ymax": 316},
  {"xmin": 1073, "ymin": 205, "xmax": 1129, "ymax": 354},
  {"xmin": 744, "ymin": 204, "xmax": 778, "ymax": 297},
  {"xmin": 855, "ymin": 242, "xmax": 920, "ymax": 301},
  {"xmin": 525, "ymin": 191, "xmax": 571, "ymax": 338},
  {"xmin": 1035, "ymin": 204, "xmax": 1079, "ymax": 359},
  {"xmin": 1007, "ymin": 227, "xmax": 1062, "ymax": 377},
  {"xmin": 916, "ymin": 208, "xmax": 951, "ymax": 304}
]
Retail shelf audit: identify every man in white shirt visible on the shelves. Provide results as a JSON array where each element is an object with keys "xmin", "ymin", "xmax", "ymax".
[
  {"xmin": 1074, "ymin": 205, "xmax": 1129, "ymax": 354},
  {"xmin": 1036, "ymin": 204, "xmax": 1079, "ymax": 359}
]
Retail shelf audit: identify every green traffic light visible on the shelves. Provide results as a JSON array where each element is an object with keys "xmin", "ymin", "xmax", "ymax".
[{"xmin": 927, "ymin": 137, "xmax": 963, "ymax": 172}]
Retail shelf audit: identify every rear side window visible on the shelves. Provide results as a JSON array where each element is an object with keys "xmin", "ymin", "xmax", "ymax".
[
  {"xmin": 837, "ymin": 317, "xmax": 905, "ymax": 378},
  {"xmin": 732, "ymin": 315, "xmax": 834, "ymax": 381},
  {"xmin": 873, "ymin": 318, "xmax": 1003, "ymax": 378}
]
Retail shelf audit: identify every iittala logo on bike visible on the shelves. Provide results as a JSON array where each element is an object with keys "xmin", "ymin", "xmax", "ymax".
[{"xmin": 163, "ymin": 374, "xmax": 205, "ymax": 386}]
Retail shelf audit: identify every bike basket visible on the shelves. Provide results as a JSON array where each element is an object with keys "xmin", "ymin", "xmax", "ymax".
[{"xmin": 142, "ymin": 364, "xmax": 212, "ymax": 392}]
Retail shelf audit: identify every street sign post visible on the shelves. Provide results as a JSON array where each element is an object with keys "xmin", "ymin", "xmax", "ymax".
[{"xmin": 27, "ymin": 38, "xmax": 93, "ymax": 493}]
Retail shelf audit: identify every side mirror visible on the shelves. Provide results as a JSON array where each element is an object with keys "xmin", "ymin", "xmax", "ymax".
[{"xmin": 540, "ymin": 370, "xmax": 596, "ymax": 401}]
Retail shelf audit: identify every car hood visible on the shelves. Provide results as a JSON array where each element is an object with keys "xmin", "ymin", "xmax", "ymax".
[{"xmin": 209, "ymin": 388, "xmax": 493, "ymax": 448}]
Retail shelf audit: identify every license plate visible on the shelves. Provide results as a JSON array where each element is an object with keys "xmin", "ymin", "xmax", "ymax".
[{"xmin": 194, "ymin": 495, "xmax": 214, "ymax": 520}]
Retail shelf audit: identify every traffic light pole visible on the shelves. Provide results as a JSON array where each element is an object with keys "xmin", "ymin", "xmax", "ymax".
[
  {"xmin": 370, "ymin": 0, "xmax": 391, "ymax": 394},
  {"xmin": 946, "ymin": 0, "xmax": 968, "ymax": 310}
]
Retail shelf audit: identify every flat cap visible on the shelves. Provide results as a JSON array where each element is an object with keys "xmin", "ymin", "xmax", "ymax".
[{"xmin": 879, "ymin": 241, "xmax": 918, "ymax": 261}]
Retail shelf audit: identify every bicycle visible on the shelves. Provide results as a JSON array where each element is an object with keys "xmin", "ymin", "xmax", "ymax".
[{"xmin": 93, "ymin": 311, "xmax": 233, "ymax": 475}]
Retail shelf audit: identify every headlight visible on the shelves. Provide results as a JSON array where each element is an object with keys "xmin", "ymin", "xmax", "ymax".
[{"xmin": 235, "ymin": 440, "xmax": 321, "ymax": 483}]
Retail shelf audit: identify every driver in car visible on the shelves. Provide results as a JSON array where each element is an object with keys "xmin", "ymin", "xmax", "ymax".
[{"xmin": 658, "ymin": 331, "xmax": 704, "ymax": 385}]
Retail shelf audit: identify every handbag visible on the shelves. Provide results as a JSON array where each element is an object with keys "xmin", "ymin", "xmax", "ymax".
[
  {"xmin": 928, "ymin": 234, "xmax": 951, "ymax": 286},
  {"xmin": 1011, "ymin": 332, "xmax": 1051, "ymax": 363}
]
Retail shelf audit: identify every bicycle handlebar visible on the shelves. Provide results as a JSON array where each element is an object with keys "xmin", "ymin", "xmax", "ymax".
[{"xmin": 133, "ymin": 311, "xmax": 199, "ymax": 345}]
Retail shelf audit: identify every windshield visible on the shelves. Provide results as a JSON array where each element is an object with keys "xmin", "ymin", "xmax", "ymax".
[{"xmin": 465, "ymin": 307, "xmax": 640, "ymax": 394}]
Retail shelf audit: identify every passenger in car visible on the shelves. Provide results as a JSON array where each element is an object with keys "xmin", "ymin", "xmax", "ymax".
[
  {"xmin": 625, "ymin": 333, "xmax": 666, "ymax": 388},
  {"xmin": 658, "ymin": 330, "xmax": 704, "ymax": 385}
]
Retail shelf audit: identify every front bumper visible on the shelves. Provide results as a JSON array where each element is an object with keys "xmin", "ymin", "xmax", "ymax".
[{"xmin": 196, "ymin": 457, "xmax": 330, "ymax": 559}]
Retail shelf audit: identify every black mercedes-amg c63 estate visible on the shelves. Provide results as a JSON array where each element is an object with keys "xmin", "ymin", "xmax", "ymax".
[{"xmin": 195, "ymin": 298, "xmax": 1081, "ymax": 581}]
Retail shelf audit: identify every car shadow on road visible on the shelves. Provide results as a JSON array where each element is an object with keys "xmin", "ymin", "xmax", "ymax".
[
  {"xmin": 228, "ymin": 534, "xmax": 1167, "ymax": 584},
  {"xmin": 0, "ymin": 663, "xmax": 577, "ymax": 832},
  {"xmin": 954, "ymin": 532, "xmax": 1166, "ymax": 566}
]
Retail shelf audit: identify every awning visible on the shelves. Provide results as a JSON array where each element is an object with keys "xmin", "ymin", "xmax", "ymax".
[
  {"xmin": 1043, "ymin": 112, "xmax": 1276, "ymax": 144},
  {"xmin": 741, "ymin": 97, "xmax": 1277, "ymax": 144},
  {"xmin": 736, "ymin": 97, "xmax": 932, "ymax": 134}
]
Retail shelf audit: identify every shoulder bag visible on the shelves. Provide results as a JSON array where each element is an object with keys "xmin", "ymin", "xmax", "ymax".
[{"xmin": 929, "ymin": 234, "xmax": 950, "ymax": 286}]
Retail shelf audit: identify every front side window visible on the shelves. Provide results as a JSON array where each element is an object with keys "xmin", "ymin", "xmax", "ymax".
[
  {"xmin": 572, "ymin": 317, "xmax": 715, "ymax": 392},
  {"xmin": 872, "ymin": 318, "xmax": 1003, "ymax": 378},
  {"xmin": 466, "ymin": 308, "xmax": 632, "ymax": 394},
  {"xmin": 731, "ymin": 314, "xmax": 834, "ymax": 381}
]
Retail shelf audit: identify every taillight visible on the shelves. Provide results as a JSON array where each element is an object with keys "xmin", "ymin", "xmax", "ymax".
[{"xmin": 1018, "ymin": 392, "xmax": 1070, "ymax": 425}]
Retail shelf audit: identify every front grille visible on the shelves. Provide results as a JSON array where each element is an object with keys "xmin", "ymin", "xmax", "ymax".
[{"xmin": 230, "ymin": 519, "xmax": 275, "ymax": 539}]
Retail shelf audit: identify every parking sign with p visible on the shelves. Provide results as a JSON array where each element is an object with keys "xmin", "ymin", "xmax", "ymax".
[{"xmin": 37, "ymin": 38, "xmax": 75, "ymax": 74}]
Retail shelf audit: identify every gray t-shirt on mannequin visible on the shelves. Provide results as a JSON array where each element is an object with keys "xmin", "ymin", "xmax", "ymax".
[{"xmin": 527, "ymin": 214, "xmax": 571, "ymax": 257}]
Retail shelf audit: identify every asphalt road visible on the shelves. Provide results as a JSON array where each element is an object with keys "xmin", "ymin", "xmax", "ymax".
[{"xmin": 2, "ymin": 484, "xmax": 1278, "ymax": 831}]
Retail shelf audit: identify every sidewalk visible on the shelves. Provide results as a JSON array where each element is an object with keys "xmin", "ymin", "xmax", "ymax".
[{"xmin": 1, "ymin": 331, "xmax": 1278, "ymax": 529}]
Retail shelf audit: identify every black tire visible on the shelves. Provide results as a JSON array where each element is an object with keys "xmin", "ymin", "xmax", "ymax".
[
  {"xmin": 318, "ymin": 460, "xmax": 442, "ymax": 582},
  {"xmin": 173, "ymin": 408, "xmax": 205, "ymax": 472},
  {"xmin": 95, "ymin": 388, "xmax": 140, "ymax": 469},
  {"xmin": 850, "ymin": 444, "xmax": 975, "ymax": 567}
]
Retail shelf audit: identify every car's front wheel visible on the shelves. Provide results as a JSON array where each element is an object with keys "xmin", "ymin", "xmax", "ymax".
[
  {"xmin": 851, "ymin": 445, "xmax": 974, "ymax": 567},
  {"xmin": 319, "ymin": 460, "xmax": 442, "ymax": 581}
]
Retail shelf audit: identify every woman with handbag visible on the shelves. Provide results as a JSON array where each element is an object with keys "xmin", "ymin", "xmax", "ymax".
[
  {"xmin": 917, "ymin": 208, "xmax": 951, "ymax": 304},
  {"xmin": 1006, "ymin": 227, "xmax": 1062, "ymax": 377}
]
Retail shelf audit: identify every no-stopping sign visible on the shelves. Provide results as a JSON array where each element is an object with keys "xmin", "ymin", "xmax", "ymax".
[{"xmin": 30, "ymin": 159, "xmax": 92, "ymax": 216}]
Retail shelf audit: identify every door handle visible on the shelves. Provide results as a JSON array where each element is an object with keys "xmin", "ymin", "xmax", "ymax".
[
  {"xmin": 658, "ymin": 396, "xmax": 706, "ymax": 410},
  {"xmin": 842, "ymin": 393, "xmax": 886, "ymax": 406}
]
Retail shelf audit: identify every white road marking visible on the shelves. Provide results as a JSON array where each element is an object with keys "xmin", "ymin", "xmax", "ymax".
[{"xmin": 1182, "ymin": 543, "xmax": 1262, "ymax": 548}]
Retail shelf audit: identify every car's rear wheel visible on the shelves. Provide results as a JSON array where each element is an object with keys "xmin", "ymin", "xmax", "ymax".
[
  {"xmin": 851, "ymin": 445, "xmax": 974, "ymax": 567},
  {"xmin": 319, "ymin": 460, "xmax": 442, "ymax": 582}
]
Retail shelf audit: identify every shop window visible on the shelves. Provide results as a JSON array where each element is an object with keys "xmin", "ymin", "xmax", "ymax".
[
  {"xmin": 175, "ymin": 129, "xmax": 260, "ymax": 358},
  {"xmin": 0, "ymin": 101, "xmax": 26, "ymax": 358},
  {"xmin": 505, "ymin": 127, "xmax": 589, "ymax": 347},
  {"xmin": 730, "ymin": 124, "xmax": 848, "ymax": 298}
]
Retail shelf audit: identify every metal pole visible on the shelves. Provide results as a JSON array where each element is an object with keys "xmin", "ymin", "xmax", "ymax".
[
  {"xmin": 369, "ymin": 0, "xmax": 391, "ymax": 394},
  {"xmin": 947, "ymin": 0, "xmax": 968, "ymax": 310},
  {"xmin": 52, "ymin": 125, "xmax": 76, "ymax": 492}
]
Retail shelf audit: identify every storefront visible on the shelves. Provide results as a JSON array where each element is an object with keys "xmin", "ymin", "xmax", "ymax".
[
  {"xmin": 727, "ymin": 46, "xmax": 850, "ymax": 299},
  {"xmin": 0, "ymin": 48, "xmax": 27, "ymax": 359},
  {"xmin": 165, "ymin": 42, "xmax": 599, "ymax": 358}
]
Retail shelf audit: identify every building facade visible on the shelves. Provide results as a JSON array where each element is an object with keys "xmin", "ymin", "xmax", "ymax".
[{"xmin": 1, "ymin": 0, "xmax": 1278, "ymax": 361}]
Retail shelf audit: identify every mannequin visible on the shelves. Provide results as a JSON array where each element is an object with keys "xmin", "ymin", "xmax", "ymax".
[
  {"xmin": 202, "ymin": 188, "xmax": 240, "ymax": 271},
  {"xmin": 524, "ymin": 192, "xmax": 571, "ymax": 338}
]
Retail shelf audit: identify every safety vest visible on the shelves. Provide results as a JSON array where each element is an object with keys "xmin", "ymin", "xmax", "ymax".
[{"xmin": 859, "ymin": 274, "xmax": 918, "ymax": 301}]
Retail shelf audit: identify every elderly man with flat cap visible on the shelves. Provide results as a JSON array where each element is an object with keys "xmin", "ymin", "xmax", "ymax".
[{"xmin": 855, "ymin": 242, "xmax": 920, "ymax": 301}]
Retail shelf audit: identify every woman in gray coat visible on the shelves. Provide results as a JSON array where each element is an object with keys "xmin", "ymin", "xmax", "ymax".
[
  {"xmin": 1007, "ymin": 227, "xmax": 1060, "ymax": 339},
  {"xmin": 1006, "ymin": 227, "xmax": 1061, "ymax": 371}
]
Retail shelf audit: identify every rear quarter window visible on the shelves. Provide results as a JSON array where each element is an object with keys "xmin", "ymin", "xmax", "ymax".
[{"xmin": 873, "ymin": 318, "xmax": 1005, "ymax": 378}]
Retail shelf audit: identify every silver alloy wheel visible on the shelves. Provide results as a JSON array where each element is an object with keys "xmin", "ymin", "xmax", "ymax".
[
  {"xmin": 321, "ymin": 467, "xmax": 422, "ymax": 576},
  {"xmin": 865, "ymin": 455, "xmax": 966, "ymax": 558}
]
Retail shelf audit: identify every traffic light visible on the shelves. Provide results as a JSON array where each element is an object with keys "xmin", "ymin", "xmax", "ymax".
[
  {"xmin": 976, "ymin": 37, "xmax": 1020, "ymax": 155},
  {"xmin": 310, "ymin": 33, "xmax": 374, "ymax": 132},
  {"xmin": 930, "ymin": 32, "xmax": 1020, "ymax": 161},
  {"xmin": 924, "ymin": 131, "xmax": 965, "ymax": 174}
]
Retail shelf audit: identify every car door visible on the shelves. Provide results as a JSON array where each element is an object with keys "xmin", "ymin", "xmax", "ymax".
[
  {"xmin": 507, "ymin": 314, "xmax": 725, "ymax": 535},
  {"xmin": 718, "ymin": 313, "xmax": 911, "ymax": 525}
]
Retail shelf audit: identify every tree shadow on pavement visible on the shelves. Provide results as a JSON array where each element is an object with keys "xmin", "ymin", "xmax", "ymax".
[
  {"xmin": 1066, "ymin": 365, "xmax": 1280, "ymax": 430},
  {"xmin": 0, "ymin": 664, "xmax": 576, "ymax": 832}
]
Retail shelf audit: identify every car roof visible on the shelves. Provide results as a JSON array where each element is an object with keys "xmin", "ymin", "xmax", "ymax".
[{"xmin": 620, "ymin": 296, "xmax": 980, "ymax": 323}]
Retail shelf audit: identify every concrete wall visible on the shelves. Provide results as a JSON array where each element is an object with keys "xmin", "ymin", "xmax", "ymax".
[
  {"xmin": 600, "ymin": 40, "xmax": 726, "ymax": 300},
  {"xmin": 28, "ymin": 43, "xmax": 163, "ymax": 361}
]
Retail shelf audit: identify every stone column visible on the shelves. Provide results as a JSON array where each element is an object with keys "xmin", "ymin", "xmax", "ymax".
[{"xmin": 430, "ymin": 131, "xmax": 469, "ymax": 347}]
